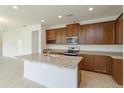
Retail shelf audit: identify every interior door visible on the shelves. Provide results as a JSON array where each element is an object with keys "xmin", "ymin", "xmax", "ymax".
[{"xmin": 32, "ymin": 31, "xmax": 39, "ymax": 53}]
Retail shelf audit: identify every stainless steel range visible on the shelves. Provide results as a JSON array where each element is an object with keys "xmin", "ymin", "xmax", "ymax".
[{"xmin": 64, "ymin": 47, "xmax": 80, "ymax": 56}]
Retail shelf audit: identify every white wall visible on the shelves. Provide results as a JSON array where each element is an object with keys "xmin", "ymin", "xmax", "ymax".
[
  {"xmin": 0, "ymin": 32, "xmax": 2, "ymax": 56},
  {"xmin": 2, "ymin": 24, "xmax": 46, "ymax": 57},
  {"xmin": 47, "ymin": 44, "xmax": 123, "ymax": 52}
]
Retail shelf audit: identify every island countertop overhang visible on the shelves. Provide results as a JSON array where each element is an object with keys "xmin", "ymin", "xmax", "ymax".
[{"xmin": 17, "ymin": 54, "xmax": 83, "ymax": 69}]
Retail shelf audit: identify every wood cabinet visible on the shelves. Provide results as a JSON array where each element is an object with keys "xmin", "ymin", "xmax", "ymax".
[
  {"xmin": 106, "ymin": 57, "xmax": 113, "ymax": 74},
  {"xmin": 80, "ymin": 21, "xmax": 115, "ymax": 44},
  {"xmin": 66, "ymin": 23, "xmax": 79, "ymax": 37},
  {"xmin": 61, "ymin": 28, "xmax": 67, "ymax": 44},
  {"xmin": 112, "ymin": 59, "xmax": 123, "ymax": 85},
  {"xmin": 55, "ymin": 29, "xmax": 62, "ymax": 44},
  {"xmin": 85, "ymin": 24, "xmax": 96, "ymax": 44},
  {"xmin": 79, "ymin": 54, "xmax": 94, "ymax": 71},
  {"xmin": 78, "ymin": 25, "xmax": 86, "ymax": 44},
  {"xmin": 115, "ymin": 14, "xmax": 123, "ymax": 44},
  {"xmin": 46, "ymin": 16, "xmax": 122, "ymax": 45},
  {"xmin": 55, "ymin": 28, "xmax": 66, "ymax": 44},
  {"xmin": 94, "ymin": 23, "xmax": 103, "ymax": 44},
  {"xmin": 94, "ymin": 55, "xmax": 112, "ymax": 73},
  {"xmin": 103, "ymin": 21, "xmax": 115, "ymax": 44},
  {"xmin": 81, "ymin": 22, "xmax": 115, "ymax": 44},
  {"xmin": 79, "ymin": 54, "xmax": 112, "ymax": 74},
  {"xmin": 46, "ymin": 29, "xmax": 56, "ymax": 44}
]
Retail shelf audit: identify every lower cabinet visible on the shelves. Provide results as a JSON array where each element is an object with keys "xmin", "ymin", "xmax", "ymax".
[
  {"xmin": 94, "ymin": 55, "xmax": 107, "ymax": 73},
  {"xmin": 81, "ymin": 55, "xmax": 94, "ymax": 70},
  {"xmin": 79, "ymin": 54, "xmax": 112, "ymax": 74},
  {"xmin": 112, "ymin": 59, "xmax": 123, "ymax": 85},
  {"xmin": 79, "ymin": 54, "xmax": 123, "ymax": 85}
]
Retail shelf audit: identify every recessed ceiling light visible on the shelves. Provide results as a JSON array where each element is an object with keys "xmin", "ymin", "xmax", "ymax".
[
  {"xmin": 58, "ymin": 15, "xmax": 62, "ymax": 18},
  {"xmin": 13, "ymin": 6, "xmax": 18, "ymax": 10},
  {"xmin": 41, "ymin": 20, "xmax": 45, "ymax": 22},
  {"xmin": 88, "ymin": 7, "xmax": 93, "ymax": 11}
]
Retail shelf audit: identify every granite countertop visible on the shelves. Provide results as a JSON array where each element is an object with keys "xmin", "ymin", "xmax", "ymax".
[
  {"xmin": 17, "ymin": 54, "xmax": 83, "ymax": 69},
  {"xmin": 43, "ymin": 49, "xmax": 123, "ymax": 59}
]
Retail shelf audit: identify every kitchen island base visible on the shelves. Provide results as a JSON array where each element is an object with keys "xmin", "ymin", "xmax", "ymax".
[{"xmin": 24, "ymin": 60, "xmax": 79, "ymax": 88}]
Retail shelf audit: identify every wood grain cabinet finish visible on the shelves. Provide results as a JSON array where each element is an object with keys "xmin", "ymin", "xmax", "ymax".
[
  {"xmin": 94, "ymin": 55, "xmax": 107, "ymax": 73},
  {"xmin": 115, "ymin": 14, "xmax": 123, "ymax": 44},
  {"xmin": 66, "ymin": 23, "xmax": 79, "ymax": 37},
  {"xmin": 85, "ymin": 24, "xmax": 96, "ymax": 44},
  {"xmin": 85, "ymin": 23, "xmax": 104, "ymax": 44},
  {"xmin": 55, "ymin": 28, "xmax": 67, "ymax": 44},
  {"xmin": 46, "ymin": 15, "xmax": 122, "ymax": 44},
  {"xmin": 94, "ymin": 23, "xmax": 103, "ymax": 44},
  {"xmin": 55, "ymin": 29, "xmax": 62, "ymax": 44},
  {"xmin": 46, "ymin": 29, "xmax": 56, "ymax": 40},
  {"xmin": 80, "ymin": 55, "xmax": 94, "ymax": 71},
  {"xmin": 61, "ymin": 28, "xmax": 67, "ymax": 44},
  {"xmin": 112, "ymin": 59, "xmax": 123, "ymax": 85},
  {"xmin": 102, "ymin": 21, "xmax": 115, "ymax": 44},
  {"xmin": 46, "ymin": 29, "xmax": 56, "ymax": 44},
  {"xmin": 79, "ymin": 54, "xmax": 112, "ymax": 74},
  {"xmin": 94, "ymin": 55, "xmax": 112, "ymax": 73},
  {"xmin": 78, "ymin": 25, "xmax": 86, "ymax": 44},
  {"xmin": 106, "ymin": 57, "xmax": 113, "ymax": 74}
]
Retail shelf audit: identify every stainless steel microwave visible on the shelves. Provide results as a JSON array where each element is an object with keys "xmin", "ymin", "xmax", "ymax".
[{"xmin": 67, "ymin": 37, "xmax": 78, "ymax": 44}]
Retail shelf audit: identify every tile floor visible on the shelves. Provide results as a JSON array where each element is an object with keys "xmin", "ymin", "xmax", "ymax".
[
  {"xmin": 0, "ymin": 56, "xmax": 123, "ymax": 88},
  {"xmin": 0, "ymin": 56, "xmax": 44, "ymax": 88},
  {"xmin": 80, "ymin": 70, "xmax": 123, "ymax": 88}
]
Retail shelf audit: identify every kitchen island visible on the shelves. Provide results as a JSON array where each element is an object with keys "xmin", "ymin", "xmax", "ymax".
[{"xmin": 17, "ymin": 54, "xmax": 82, "ymax": 88}]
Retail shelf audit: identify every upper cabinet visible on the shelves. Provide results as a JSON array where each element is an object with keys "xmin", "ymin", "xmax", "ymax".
[
  {"xmin": 46, "ymin": 14, "xmax": 123, "ymax": 45},
  {"xmin": 102, "ymin": 21, "xmax": 115, "ymax": 44},
  {"xmin": 55, "ymin": 28, "xmax": 62, "ymax": 44},
  {"xmin": 78, "ymin": 25, "xmax": 86, "ymax": 44},
  {"xmin": 85, "ymin": 24, "xmax": 96, "ymax": 44},
  {"xmin": 79, "ymin": 22, "xmax": 114, "ymax": 44},
  {"xmin": 94, "ymin": 23, "xmax": 103, "ymax": 44},
  {"xmin": 55, "ymin": 27, "xmax": 67, "ymax": 44},
  {"xmin": 66, "ymin": 23, "xmax": 79, "ymax": 37},
  {"xmin": 46, "ymin": 29, "xmax": 56, "ymax": 44},
  {"xmin": 115, "ymin": 14, "xmax": 123, "ymax": 44},
  {"xmin": 61, "ymin": 28, "xmax": 67, "ymax": 44}
]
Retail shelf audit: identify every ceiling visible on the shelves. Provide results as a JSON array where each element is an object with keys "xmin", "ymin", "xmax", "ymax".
[{"xmin": 0, "ymin": 5, "xmax": 123, "ymax": 30}]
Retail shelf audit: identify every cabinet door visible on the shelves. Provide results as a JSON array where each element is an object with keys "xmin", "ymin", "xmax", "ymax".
[
  {"xmin": 85, "ymin": 24, "xmax": 95, "ymax": 44},
  {"xmin": 66, "ymin": 25, "xmax": 73, "ymax": 37},
  {"xmin": 78, "ymin": 25, "xmax": 86, "ymax": 44},
  {"xmin": 46, "ymin": 30, "xmax": 50, "ymax": 40},
  {"xmin": 61, "ymin": 28, "xmax": 67, "ymax": 44},
  {"xmin": 113, "ymin": 59, "xmax": 123, "ymax": 85},
  {"xmin": 94, "ymin": 55, "xmax": 107, "ymax": 73},
  {"xmin": 66, "ymin": 23, "xmax": 79, "ymax": 37},
  {"xmin": 115, "ymin": 14, "xmax": 123, "ymax": 44},
  {"xmin": 72, "ymin": 24, "xmax": 79, "ymax": 36},
  {"xmin": 46, "ymin": 29, "xmax": 56, "ymax": 44},
  {"xmin": 103, "ymin": 21, "xmax": 115, "ymax": 44},
  {"xmin": 106, "ymin": 57, "xmax": 113, "ymax": 74},
  {"xmin": 94, "ymin": 23, "xmax": 103, "ymax": 44},
  {"xmin": 83, "ymin": 55, "xmax": 94, "ymax": 70},
  {"xmin": 55, "ymin": 29, "xmax": 62, "ymax": 44}
]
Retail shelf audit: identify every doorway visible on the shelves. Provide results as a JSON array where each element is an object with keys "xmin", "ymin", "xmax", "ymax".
[{"xmin": 32, "ymin": 31, "xmax": 39, "ymax": 54}]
